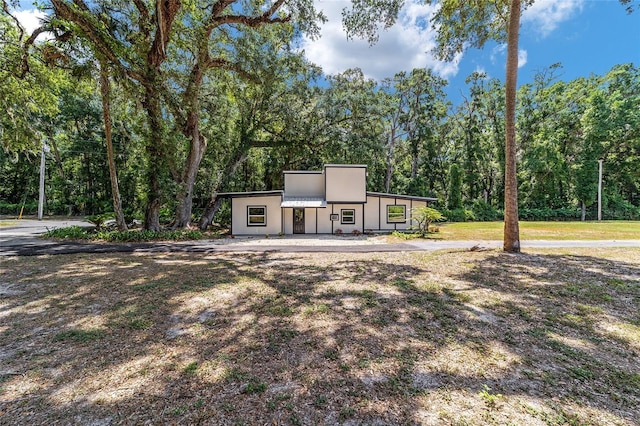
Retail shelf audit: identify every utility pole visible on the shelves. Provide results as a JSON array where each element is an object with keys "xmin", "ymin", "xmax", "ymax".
[
  {"xmin": 597, "ymin": 159, "xmax": 603, "ymax": 221},
  {"xmin": 38, "ymin": 143, "xmax": 49, "ymax": 220}
]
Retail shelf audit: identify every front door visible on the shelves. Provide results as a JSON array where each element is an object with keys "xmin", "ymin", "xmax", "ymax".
[{"xmin": 293, "ymin": 208, "xmax": 305, "ymax": 234}]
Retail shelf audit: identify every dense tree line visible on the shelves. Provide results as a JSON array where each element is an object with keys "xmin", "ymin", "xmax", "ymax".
[{"xmin": 1, "ymin": 4, "xmax": 638, "ymax": 230}]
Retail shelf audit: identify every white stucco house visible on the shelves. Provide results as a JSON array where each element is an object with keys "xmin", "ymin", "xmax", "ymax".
[{"xmin": 219, "ymin": 164, "xmax": 437, "ymax": 235}]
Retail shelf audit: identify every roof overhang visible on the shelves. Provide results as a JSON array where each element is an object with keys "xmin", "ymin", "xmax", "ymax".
[
  {"xmin": 367, "ymin": 192, "xmax": 438, "ymax": 202},
  {"xmin": 280, "ymin": 196, "xmax": 327, "ymax": 208}
]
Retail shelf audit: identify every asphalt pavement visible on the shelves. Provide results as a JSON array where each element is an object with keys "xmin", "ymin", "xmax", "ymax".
[{"xmin": 1, "ymin": 218, "xmax": 639, "ymax": 256}]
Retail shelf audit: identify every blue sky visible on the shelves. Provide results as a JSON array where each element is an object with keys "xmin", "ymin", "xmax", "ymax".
[{"xmin": 301, "ymin": 0, "xmax": 640, "ymax": 101}]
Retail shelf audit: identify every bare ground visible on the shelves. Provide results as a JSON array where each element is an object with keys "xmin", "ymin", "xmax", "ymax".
[{"xmin": 0, "ymin": 248, "xmax": 638, "ymax": 425}]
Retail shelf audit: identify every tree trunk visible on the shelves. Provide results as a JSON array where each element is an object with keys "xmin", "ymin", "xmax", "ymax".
[
  {"xmin": 142, "ymin": 86, "xmax": 163, "ymax": 231},
  {"xmin": 503, "ymin": 0, "xmax": 521, "ymax": 253},
  {"xmin": 198, "ymin": 151, "xmax": 249, "ymax": 230},
  {"xmin": 198, "ymin": 196, "xmax": 225, "ymax": 230},
  {"xmin": 100, "ymin": 65, "xmax": 128, "ymax": 231},
  {"xmin": 171, "ymin": 111, "xmax": 206, "ymax": 229},
  {"xmin": 581, "ymin": 201, "xmax": 586, "ymax": 221},
  {"xmin": 385, "ymin": 131, "xmax": 395, "ymax": 193}
]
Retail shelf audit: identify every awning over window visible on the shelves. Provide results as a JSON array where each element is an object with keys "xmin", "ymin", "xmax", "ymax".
[{"xmin": 280, "ymin": 196, "xmax": 327, "ymax": 208}]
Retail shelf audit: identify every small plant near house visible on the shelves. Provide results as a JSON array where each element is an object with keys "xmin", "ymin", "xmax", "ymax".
[
  {"xmin": 351, "ymin": 229, "xmax": 362, "ymax": 236},
  {"xmin": 334, "ymin": 228, "xmax": 343, "ymax": 235},
  {"xmin": 410, "ymin": 206, "xmax": 445, "ymax": 237}
]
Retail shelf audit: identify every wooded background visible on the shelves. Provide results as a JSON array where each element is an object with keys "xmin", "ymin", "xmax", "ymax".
[{"xmin": 1, "ymin": 2, "xmax": 638, "ymax": 227}]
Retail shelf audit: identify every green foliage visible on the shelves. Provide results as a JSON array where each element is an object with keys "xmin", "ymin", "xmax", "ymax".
[
  {"xmin": 43, "ymin": 226, "xmax": 202, "ymax": 242},
  {"xmin": 447, "ymin": 163, "xmax": 462, "ymax": 210},
  {"xmin": 410, "ymin": 206, "xmax": 445, "ymax": 237},
  {"xmin": 519, "ymin": 208, "xmax": 581, "ymax": 221},
  {"xmin": 85, "ymin": 213, "xmax": 114, "ymax": 229},
  {"xmin": 471, "ymin": 200, "xmax": 503, "ymax": 221},
  {"xmin": 441, "ymin": 208, "xmax": 476, "ymax": 222},
  {"xmin": 95, "ymin": 229, "xmax": 203, "ymax": 242},
  {"xmin": 43, "ymin": 226, "xmax": 91, "ymax": 240}
]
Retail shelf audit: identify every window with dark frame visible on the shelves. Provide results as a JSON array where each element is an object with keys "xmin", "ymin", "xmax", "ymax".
[
  {"xmin": 341, "ymin": 209, "xmax": 355, "ymax": 224},
  {"xmin": 247, "ymin": 206, "xmax": 266, "ymax": 226},
  {"xmin": 387, "ymin": 205, "xmax": 406, "ymax": 223}
]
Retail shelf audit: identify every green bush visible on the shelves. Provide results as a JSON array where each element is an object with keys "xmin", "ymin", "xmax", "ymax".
[
  {"xmin": 442, "ymin": 208, "xmax": 476, "ymax": 222},
  {"xmin": 43, "ymin": 226, "xmax": 91, "ymax": 240},
  {"xmin": 604, "ymin": 196, "xmax": 640, "ymax": 220},
  {"xmin": 519, "ymin": 208, "xmax": 581, "ymax": 221},
  {"xmin": 471, "ymin": 200, "xmax": 503, "ymax": 221},
  {"xmin": 96, "ymin": 229, "xmax": 203, "ymax": 242},
  {"xmin": 42, "ymin": 227, "xmax": 203, "ymax": 242},
  {"xmin": 0, "ymin": 201, "xmax": 38, "ymax": 215}
]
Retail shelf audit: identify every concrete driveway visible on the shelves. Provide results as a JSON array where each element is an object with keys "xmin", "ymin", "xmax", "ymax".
[{"xmin": 1, "ymin": 218, "xmax": 639, "ymax": 256}]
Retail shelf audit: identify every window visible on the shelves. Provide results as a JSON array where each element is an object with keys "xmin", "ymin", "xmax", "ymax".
[
  {"xmin": 247, "ymin": 206, "xmax": 266, "ymax": 226},
  {"xmin": 341, "ymin": 209, "xmax": 355, "ymax": 224},
  {"xmin": 387, "ymin": 205, "xmax": 406, "ymax": 223}
]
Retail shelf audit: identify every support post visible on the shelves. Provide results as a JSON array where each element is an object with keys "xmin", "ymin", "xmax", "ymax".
[
  {"xmin": 597, "ymin": 159, "xmax": 603, "ymax": 221},
  {"xmin": 38, "ymin": 143, "xmax": 48, "ymax": 220}
]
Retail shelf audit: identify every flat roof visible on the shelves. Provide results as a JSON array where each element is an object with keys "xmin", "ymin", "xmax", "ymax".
[
  {"xmin": 324, "ymin": 164, "xmax": 367, "ymax": 168},
  {"xmin": 367, "ymin": 192, "xmax": 438, "ymax": 202},
  {"xmin": 216, "ymin": 190, "xmax": 283, "ymax": 198}
]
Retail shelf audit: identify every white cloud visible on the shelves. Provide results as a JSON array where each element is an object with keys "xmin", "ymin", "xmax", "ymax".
[
  {"xmin": 490, "ymin": 44, "xmax": 528, "ymax": 69},
  {"xmin": 14, "ymin": 9, "xmax": 47, "ymax": 35},
  {"xmin": 300, "ymin": 0, "xmax": 460, "ymax": 82},
  {"xmin": 522, "ymin": 0, "xmax": 585, "ymax": 37},
  {"xmin": 518, "ymin": 49, "xmax": 528, "ymax": 68}
]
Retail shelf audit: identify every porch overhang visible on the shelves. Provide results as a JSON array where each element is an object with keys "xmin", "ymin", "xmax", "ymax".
[{"xmin": 280, "ymin": 196, "xmax": 327, "ymax": 208}]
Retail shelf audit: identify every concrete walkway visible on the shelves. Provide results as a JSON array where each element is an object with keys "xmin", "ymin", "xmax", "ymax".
[{"xmin": 1, "ymin": 218, "xmax": 639, "ymax": 256}]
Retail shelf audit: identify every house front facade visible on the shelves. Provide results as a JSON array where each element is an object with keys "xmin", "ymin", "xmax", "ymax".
[{"xmin": 220, "ymin": 164, "xmax": 437, "ymax": 235}]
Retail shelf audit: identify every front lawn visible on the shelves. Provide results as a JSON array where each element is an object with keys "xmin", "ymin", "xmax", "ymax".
[
  {"xmin": 1, "ymin": 248, "xmax": 638, "ymax": 424},
  {"xmin": 435, "ymin": 220, "xmax": 640, "ymax": 240}
]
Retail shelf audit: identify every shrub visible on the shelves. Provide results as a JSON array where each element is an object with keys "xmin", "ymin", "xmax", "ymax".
[
  {"xmin": 410, "ymin": 206, "xmax": 445, "ymax": 237},
  {"xmin": 442, "ymin": 208, "xmax": 475, "ymax": 222},
  {"xmin": 334, "ymin": 228, "xmax": 343, "ymax": 235},
  {"xmin": 471, "ymin": 200, "xmax": 503, "ymax": 221},
  {"xmin": 43, "ymin": 226, "xmax": 91, "ymax": 240}
]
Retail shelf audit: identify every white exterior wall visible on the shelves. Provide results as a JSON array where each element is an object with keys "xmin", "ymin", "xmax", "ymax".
[
  {"xmin": 325, "ymin": 166, "xmax": 366, "ymax": 203},
  {"xmin": 232, "ymin": 195, "xmax": 282, "ymax": 235},
  {"xmin": 317, "ymin": 208, "xmax": 333, "ymax": 234},
  {"xmin": 363, "ymin": 196, "xmax": 429, "ymax": 231},
  {"xmin": 284, "ymin": 172, "xmax": 324, "ymax": 197},
  {"xmin": 364, "ymin": 196, "xmax": 380, "ymax": 231},
  {"xmin": 283, "ymin": 208, "xmax": 293, "ymax": 234},
  {"xmin": 327, "ymin": 204, "xmax": 364, "ymax": 234},
  {"xmin": 305, "ymin": 208, "xmax": 317, "ymax": 233}
]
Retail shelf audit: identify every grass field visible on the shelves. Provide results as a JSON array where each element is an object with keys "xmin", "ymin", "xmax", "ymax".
[
  {"xmin": 1, "ymin": 248, "xmax": 638, "ymax": 425},
  {"xmin": 433, "ymin": 221, "xmax": 640, "ymax": 241}
]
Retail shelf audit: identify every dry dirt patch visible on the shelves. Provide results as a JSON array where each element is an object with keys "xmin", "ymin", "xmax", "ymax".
[{"xmin": 0, "ymin": 248, "xmax": 638, "ymax": 425}]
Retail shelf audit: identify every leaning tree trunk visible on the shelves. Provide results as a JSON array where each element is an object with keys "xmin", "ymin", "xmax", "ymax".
[
  {"xmin": 100, "ymin": 65, "xmax": 127, "ymax": 231},
  {"xmin": 198, "ymin": 151, "xmax": 249, "ymax": 230},
  {"xmin": 503, "ymin": 0, "xmax": 521, "ymax": 253},
  {"xmin": 171, "ymin": 111, "xmax": 206, "ymax": 229}
]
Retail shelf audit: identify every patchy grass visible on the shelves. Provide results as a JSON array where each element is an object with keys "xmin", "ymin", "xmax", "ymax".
[
  {"xmin": 434, "ymin": 221, "xmax": 640, "ymax": 240},
  {"xmin": 0, "ymin": 248, "xmax": 638, "ymax": 425}
]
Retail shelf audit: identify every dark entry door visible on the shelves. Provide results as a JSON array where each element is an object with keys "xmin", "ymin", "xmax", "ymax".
[{"xmin": 293, "ymin": 208, "xmax": 305, "ymax": 234}]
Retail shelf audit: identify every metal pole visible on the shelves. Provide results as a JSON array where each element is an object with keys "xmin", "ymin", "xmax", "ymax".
[
  {"xmin": 597, "ymin": 159, "xmax": 603, "ymax": 221},
  {"xmin": 38, "ymin": 143, "xmax": 49, "ymax": 220}
]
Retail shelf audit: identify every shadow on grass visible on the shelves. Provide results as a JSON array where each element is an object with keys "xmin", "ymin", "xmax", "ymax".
[{"xmin": 0, "ymin": 249, "xmax": 638, "ymax": 425}]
